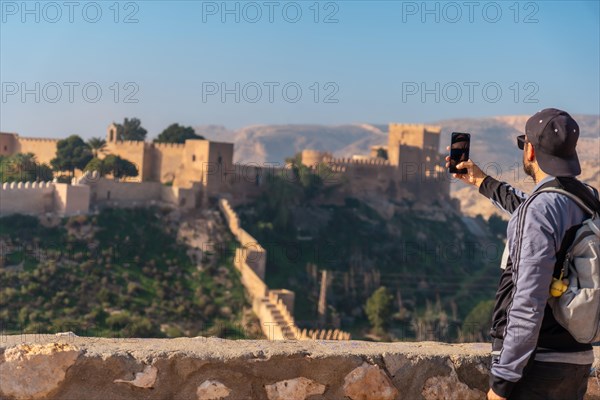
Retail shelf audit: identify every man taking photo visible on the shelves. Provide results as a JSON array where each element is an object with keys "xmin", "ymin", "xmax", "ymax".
[{"xmin": 446, "ymin": 108, "xmax": 599, "ymax": 400}]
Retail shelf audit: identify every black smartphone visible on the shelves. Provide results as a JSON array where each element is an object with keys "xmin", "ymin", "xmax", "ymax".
[{"xmin": 448, "ymin": 132, "xmax": 470, "ymax": 174}]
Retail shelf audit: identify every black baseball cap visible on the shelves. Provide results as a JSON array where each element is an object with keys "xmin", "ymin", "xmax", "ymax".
[{"xmin": 521, "ymin": 108, "xmax": 581, "ymax": 176}]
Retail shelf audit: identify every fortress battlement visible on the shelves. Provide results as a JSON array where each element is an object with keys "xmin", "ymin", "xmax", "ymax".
[
  {"xmin": 2, "ymin": 120, "xmax": 449, "ymax": 216},
  {"xmin": 153, "ymin": 142, "xmax": 186, "ymax": 149},
  {"xmin": 330, "ymin": 165, "xmax": 347, "ymax": 173},
  {"xmin": 16, "ymin": 136, "xmax": 60, "ymax": 143},
  {"xmin": 1, "ymin": 181, "xmax": 54, "ymax": 190},
  {"xmin": 322, "ymin": 156, "xmax": 391, "ymax": 167},
  {"xmin": 299, "ymin": 123, "xmax": 449, "ymax": 203},
  {"xmin": 110, "ymin": 140, "xmax": 147, "ymax": 147}
]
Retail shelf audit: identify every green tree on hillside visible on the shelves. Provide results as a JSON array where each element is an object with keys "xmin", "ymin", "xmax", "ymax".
[
  {"xmin": 365, "ymin": 286, "xmax": 393, "ymax": 336},
  {"xmin": 0, "ymin": 208, "xmax": 251, "ymax": 339},
  {"xmin": 488, "ymin": 214, "xmax": 508, "ymax": 239},
  {"xmin": 461, "ymin": 299, "xmax": 495, "ymax": 342},
  {"xmin": 154, "ymin": 123, "xmax": 204, "ymax": 144},
  {"xmin": 50, "ymin": 135, "xmax": 93, "ymax": 175},
  {"xmin": 286, "ymin": 152, "xmax": 324, "ymax": 200},
  {"xmin": 262, "ymin": 176, "xmax": 303, "ymax": 232},
  {"xmin": 114, "ymin": 117, "xmax": 147, "ymax": 141},
  {"xmin": 0, "ymin": 153, "xmax": 53, "ymax": 182}
]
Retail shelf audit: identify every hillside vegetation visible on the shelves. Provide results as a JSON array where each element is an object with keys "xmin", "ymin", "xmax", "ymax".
[
  {"xmin": 0, "ymin": 208, "xmax": 253, "ymax": 339},
  {"xmin": 236, "ymin": 164, "xmax": 506, "ymax": 342}
]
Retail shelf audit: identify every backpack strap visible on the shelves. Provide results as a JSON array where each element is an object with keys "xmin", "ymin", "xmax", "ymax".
[
  {"xmin": 526, "ymin": 177, "xmax": 600, "ymax": 280},
  {"xmin": 535, "ymin": 177, "xmax": 600, "ymax": 217}
]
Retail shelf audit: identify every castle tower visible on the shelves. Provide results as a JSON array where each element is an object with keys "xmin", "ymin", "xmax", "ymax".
[
  {"xmin": 387, "ymin": 124, "xmax": 441, "ymax": 166},
  {"xmin": 106, "ymin": 123, "xmax": 120, "ymax": 143},
  {"xmin": 300, "ymin": 149, "xmax": 332, "ymax": 167},
  {"xmin": 0, "ymin": 133, "xmax": 18, "ymax": 156}
]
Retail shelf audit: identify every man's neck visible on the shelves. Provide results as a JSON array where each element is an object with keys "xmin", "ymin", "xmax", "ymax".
[
  {"xmin": 533, "ymin": 173, "xmax": 547, "ymax": 184},
  {"xmin": 533, "ymin": 165, "xmax": 549, "ymax": 184}
]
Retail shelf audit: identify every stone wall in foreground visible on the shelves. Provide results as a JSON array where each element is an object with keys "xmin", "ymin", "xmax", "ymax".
[
  {"xmin": 0, "ymin": 334, "xmax": 486, "ymax": 400},
  {"xmin": 2, "ymin": 334, "xmax": 599, "ymax": 400}
]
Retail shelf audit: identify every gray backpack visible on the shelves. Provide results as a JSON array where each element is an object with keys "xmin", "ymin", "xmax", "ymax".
[{"xmin": 539, "ymin": 187, "xmax": 600, "ymax": 343}]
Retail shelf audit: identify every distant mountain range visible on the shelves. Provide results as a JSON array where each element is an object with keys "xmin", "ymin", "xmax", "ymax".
[{"xmin": 196, "ymin": 115, "xmax": 599, "ymax": 218}]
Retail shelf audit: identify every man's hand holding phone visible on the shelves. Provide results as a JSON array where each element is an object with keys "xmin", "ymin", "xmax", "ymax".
[{"xmin": 445, "ymin": 146, "xmax": 487, "ymax": 188}]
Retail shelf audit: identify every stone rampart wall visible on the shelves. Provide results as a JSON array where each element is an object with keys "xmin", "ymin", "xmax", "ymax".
[
  {"xmin": 0, "ymin": 182, "xmax": 56, "ymax": 215},
  {"xmin": 15, "ymin": 137, "xmax": 59, "ymax": 165},
  {"xmin": 218, "ymin": 198, "xmax": 351, "ymax": 341}
]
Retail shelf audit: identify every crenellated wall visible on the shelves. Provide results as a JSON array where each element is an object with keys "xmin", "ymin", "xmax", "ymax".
[
  {"xmin": 3, "ymin": 121, "xmax": 451, "ymax": 211},
  {"xmin": 388, "ymin": 123, "xmax": 441, "ymax": 166},
  {"xmin": 322, "ymin": 156, "xmax": 391, "ymax": 167},
  {"xmin": 0, "ymin": 173, "xmax": 199, "ymax": 217},
  {"xmin": 54, "ymin": 183, "xmax": 90, "ymax": 216},
  {"xmin": 219, "ymin": 198, "xmax": 266, "ymax": 278},
  {"xmin": 298, "ymin": 123, "xmax": 450, "ymax": 207},
  {"xmin": 218, "ymin": 198, "xmax": 351, "ymax": 341},
  {"xmin": 80, "ymin": 172, "xmax": 198, "ymax": 210},
  {"xmin": 2, "ymin": 335, "xmax": 598, "ymax": 400},
  {"xmin": 104, "ymin": 140, "xmax": 148, "ymax": 181},
  {"xmin": 89, "ymin": 178, "xmax": 162, "ymax": 206},
  {"xmin": 150, "ymin": 142, "xmax": 186, "ymax": 182},
  {"xmin": 0, "ymin": 181, "xmax": 90, "ymax": 216},
  {"xmin": 299, "ymin": 152, "xmax": 449, "ymax": 205},
  {"xmin": 0, "ymin": 181, "xmax": 56, "ymax": 215},
  {"xmin": 14, "ymin": 137, "xmax": 59, "ymax": 165}
]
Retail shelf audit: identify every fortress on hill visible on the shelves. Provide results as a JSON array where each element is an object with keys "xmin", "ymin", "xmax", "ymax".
[
  {"xmin": 0, "ymin": 122, "xmax": 450, "ymax": 216},
  {"xmin": 0, "ymin": 123, "xmax": 463, "ymax": 380},
  {"xmin": 300, "ymin": 123, "xmax": 449, "ymax": 204},
  {"xmin": 0, "ymin": 123, "xmax": 234, "ymax": 194}
]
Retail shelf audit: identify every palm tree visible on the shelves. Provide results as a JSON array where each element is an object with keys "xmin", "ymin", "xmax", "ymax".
[
  {"xmin": 1, "ymin": 153, "xmax": 52, "ymax": 182},
  {"xmin": 88, "ymin": 137, "xmax": 107, "ymax": 158},
  {"xmin": 11, "ymin": 153, "xmax": 38, "ymax": 180}
]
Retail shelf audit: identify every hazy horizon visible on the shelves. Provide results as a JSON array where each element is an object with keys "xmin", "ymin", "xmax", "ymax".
[{"xmin": 2, "ymin": 112, "xmax": 599, "ymax": 140}]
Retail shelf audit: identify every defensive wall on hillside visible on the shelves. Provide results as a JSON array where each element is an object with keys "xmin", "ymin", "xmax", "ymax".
[
  {"xmin": 0, "ymin": 172, "xmax": 198, "ymax": 217},
  {"xmin": 0, "ymin": 181, "xmax": 89, "ymax": 217},
  {"xmin": 104, "ymin": 123, "xmax": 235, "ymax": 194},
  {"xmin": 0, "ymin": 134, "xmax": 59, "ymax": 165},
  {"xmin": 300, "ymin": 153, "xmax": 449, "ymax": 204},
  {"xmin": 218, "ymin": 198, "xmax": 351, "ymax": 342},
  {"xmin": 300, "ymin": 124, "xmax": 450, "ymax": 204},
  {"xmin": 1, "ymin": 122, "xmax": 452, "ymax": 214}
]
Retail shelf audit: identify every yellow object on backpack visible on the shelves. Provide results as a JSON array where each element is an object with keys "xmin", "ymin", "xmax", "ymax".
[{"xmin": 550, "ymin": 277, "xmax": 568, "ymax": 298}]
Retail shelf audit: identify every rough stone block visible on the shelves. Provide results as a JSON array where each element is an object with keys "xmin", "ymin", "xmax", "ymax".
[
  {"xmin": 422, "ymin": 372, "xmax": 485, "ymax": 400},
  {"xmin": 265, "ymin": 377, "xmax": 326, "ymax": 400},
  {"xmin": 0, "ymin": 342, "xmax": 80, "ymax": 399},
  {"xmin": 114, "ymin": 364, "xmax": 158, "ymax": 388},
  {"xmin": 343, "ymin": 362, "xmax": 399, "ymax": 400},
  {"xmin": 197, "ymin": 380, "xmax": 231, "ymax": 400}
]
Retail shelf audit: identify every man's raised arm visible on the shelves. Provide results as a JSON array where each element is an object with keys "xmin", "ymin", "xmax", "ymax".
[
  {"xmin": 445, "ymin": 151, "xmax": 527, "ymax": 215},
  {"xmin": 478, "ymin": 175, "xmax": 528, "ymax": 215}
]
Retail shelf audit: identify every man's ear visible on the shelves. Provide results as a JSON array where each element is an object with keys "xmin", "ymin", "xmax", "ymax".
[{"xmin": 526, "ymin": 143, "xmax": 535, "ymax": 162}]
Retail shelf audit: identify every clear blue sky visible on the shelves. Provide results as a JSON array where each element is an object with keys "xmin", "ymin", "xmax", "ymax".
[{"xmin": 1, "ymin": 0, "xmax": 599, "ymax": 139}]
